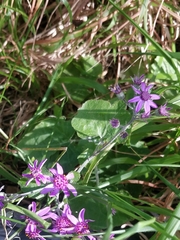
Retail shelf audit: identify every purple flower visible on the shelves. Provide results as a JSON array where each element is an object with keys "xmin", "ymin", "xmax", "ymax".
[
  {"xmin": 110, "ymin": 118, "xmax": 120, "ymax": 128},
  {"xmin": 28, "ymin": 201, "xmax": 56, "ymax": 220},
  {"xmin": 41, "ymin": 163, "xmax": 77, "ymax": 197},
  {"xmin": 67, "ymin": 208, "xmax": 95, "ymax": 240},
  {"xmin": 22, "ymin": 159, "xmax": 49, "ymax": 186},
  {"xmin": 25, "ymin": 201, "xmax": 56, "ymax": 240},
  {"xmin": 6, "ymin": 220, "xmax": 12, "ymax": 228},
  {"xmin": 141, "ymin": 112, "xmax": 151, "ymax": 119},
  {"xmin": 51, "ymin": 205, "xmax": 95, "ymax": 240},
  {"xmin": 128, "ymin": 82, "xmax": 160, "ymax": 114},
  {"xmin": 51, "ymin": 204, "xmax": 75, "ymax": 234},
  {"xmin": 0, "ymin": 196, "xmax": 4, "ymax": 210},
  {"xmin": 132, "ymin": 74, "xmax": 144, "ymax": 86},
  {"xmin": 111, "ymin": 208, "xmax": 116, "ymax": 215},
  {"xmin": 109, "ymin": 84, "xmax": 125, "ymax": 99},
  {"xmin": 0, "ymin": 186, "xmax": 5, "ymax": 211},
  {"xmin": 110, "ymin": 233, "xmax": 115, "ymax": 239},
  {"xmin": 25, "ymin": 223, "xmax": 45, "ymax": 240},
  {"xmin": 158, "ymin": 103, "xmax": 171, "ymax": 116},
  {"xmin": 120, "ymin": 131, "xmax": 128, "ymax": 139}
]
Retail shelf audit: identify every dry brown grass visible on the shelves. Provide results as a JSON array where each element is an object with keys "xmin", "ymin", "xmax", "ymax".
[{"xmin": 0, "ymin": 0, "xmax": 180, "ymax": 152}]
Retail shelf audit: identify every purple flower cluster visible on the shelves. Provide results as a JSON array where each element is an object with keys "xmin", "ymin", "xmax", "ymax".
[
  {"xmin": 109, "ymin": 75, "xmax": 171, "ymax": 123},
  {"xmin": 22, "ymin": 159, "xmax": 49, "ymax": 186},
  {"xmin": 128, "ymin": 82, "xmax": 160, "ymax": 116},
  {"xmin": 51, "ymin": 204, "xmax": 95, "ymax": 240},
  {"xmin": 21, "ymin": 160, "xmax": 95, "ymax": 240},
  {"xmin": 2, "ymin": 74, "xmax": 169, "ymax": 240},
  {"xmin": 25, "ymin": 202, "xmax": 56, "ymax": 240},
  {"xmin": 23, "ymin": 160, "xmax": 77, "ymax": 198}
]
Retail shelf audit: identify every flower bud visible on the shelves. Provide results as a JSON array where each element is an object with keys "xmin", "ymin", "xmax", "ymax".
[
  {"xmin": 120, "ymin": 131, "xmax": 128, "ymax": 139},
  {"xmin": 110, "ymin": 118, "xmax": 120, "ymax": 128},
  {"xmin": 157, "ymin": 104, "xmax": 171, "ymax": 116},
  {"xmin": 109, "ymin": 84, "xmax": 125, "ymax": 99}
]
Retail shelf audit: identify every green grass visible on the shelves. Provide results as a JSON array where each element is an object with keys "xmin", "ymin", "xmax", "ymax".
[{"xmin": 0, "ymin": 0, "xmax": 180, "ymax": 239}]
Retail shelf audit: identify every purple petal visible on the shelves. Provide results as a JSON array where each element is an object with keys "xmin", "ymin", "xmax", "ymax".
[
  {"xmin": 48, "ymin": 212, "xmax": 59, "ymax": 220},
  {"xmin": 29, "ymin": 202, "xmax": 36, "ymax": 212},
  {"xmin": 37, "ymin": 207, "xmax": 50, "ymax": 217},
  {"xmin": 63, "ymin": 188, "xmax": 70, "ymax": 197},
  {"xmin": 60, "ymin": 226, "xmax": 75, "ymax": 234},
  {"xmin": 150, "ymin": 94, "xmax": 160, "ymax": 100},
  {"xmin": 35, "ymin": 179, "xmax": 41, "ymax": 186},
  {"xmin": 132, "ymin": 75, "xmax": 144, "ymax": 85},
  {"xmin": 112, "ymin": 208, "xmax": 116, "ymax": 215},
  {"xmin": 40, "ymin": 175, "xmax": 49, "ymax": 184},
  {"xmin": 148, "ymin": 100, "xmax": 158, "ymax": 109},
  {"xmin": 67, "ymin": 214, "xmax": 78, "ymax": 225},
  {"xmin": 25, "ymin": 178, "xmax": 33, "ymax": 186},
  {"xmin": 49, "ymin": 189, "xmax": 59, "ymax": 197},
  {"xmin": 22, "ymin": 173, "xmax": 32, "ymax": 178},
  {"xmin": 87, "ymin": 235, "xmax": 96, "ymax": 240},
  {"xmin": 131, "ymin": 85, "xmax": 141, "ymax": 94},
  {"xmin": 78, "ymin": 208, "xmax": 85, "ymax": 222},
  {"xmin": 144, "ymin": 101, "xmax": 151, "ymax": 113},
  {"xmin": 128, "ymin": 96, "xmax": 141, "ymax": 103},
  {"xmin": 66, "ymin": 172, "xmax": 74, "ymax": 180},
  {"xmin": 109, "ymin": 84, "xmax": 121, "ymax": 94},
  {"xmin": 141, "ymin": 112, "xmax": 150, "ymax": 118},
  {"xmin": 25, "ymin": 222, "xmax": 36, "ymax": 232},
  {"xmin": 67, "ymin": 183, "xmax": 77, "ymax": 196},
  {"xmin": 38, "ymin": 159, "xmax": 47, "ymax": 168},
  {"xmin": 135, "ymin": 100, "xmax": 144, "ymax": 112},
  {"xmin": 140, "ymin": 82, "xmax": 146, "ymax": 91},
  {"xmin": 34, "ymin": 160, "xmax": 38, "ymax": 168},
  {"xmin": 0, "ymin": 202, "xmax": 4, "ymax": 211},
  {"xmin": 56, "ymin": 163, "xmax": 63, "ymax": 174},
  {"xmin": 41, "ymin": 184, "xmax": 53, "ymax": 194},
  {"xmin": 28, "ymin": 163, "xmax": 34, "ymax": 171},
  {"xmin": 146, "ymin": 84, "xmax": 154, "ymax": 91},
  {"xmin": 49, "ymin": 168, "xmax": 57, "ymax": 175},
  {"xmin": 158, "ymin": 104, "xmax": 171, "ymax": 116},
  {"xmin": 38, "ymin": 235, "xmax": 46, "ymax": 240},
  {"xmin": 63, "ymin": 204, "xmax": 72, "ymax": 215},
  {"xmin": 41, "ymin": 188, "xmax": 51, "ymax": 195},
  {"xmin": 50, "ymin": 229, "xmax": 58, "ymax": 233}
]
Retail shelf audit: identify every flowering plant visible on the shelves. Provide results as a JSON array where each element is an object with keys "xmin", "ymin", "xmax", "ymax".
[{"xmin": 1, "ymin": 74, "xmax": 173, "ymax": 240}]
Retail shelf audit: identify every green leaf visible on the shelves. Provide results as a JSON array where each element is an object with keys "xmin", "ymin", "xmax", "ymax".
[
  {"xmin": 71, "ymin": 99, "xmax": 131, "ymax": 139},
  {"xmin": 0, "ymin": 163, "xmax": 19, "ymax": 183},
  {"xmin": 151, "ymin": 56, "xmax": 180, "ymax": 82},
  {"xmin": 69, "ymin": 195, "xmax": 108, "ymax": 230},
  {"xmin": 131, "ymin": 121, "xmax": 179, "ymax": 144},
  {"xmin": 53, "ymin": 56, "xmax": 107, "ymax": 103},
  {"xmin": 17, "ymin": 118, "xmax": 74, "ymax": 161},
  {"xmin": 148, "ymin": 167, "xmax": 180, "ymax": 198},
  {"xmin": 157, "ymin": 203, "xmax": 180, "ymax": 240},
  {"xmin": 58, "ymin": 142, "xmax": 82, "ymax": 173},
  {"xmin": 76, "ymin": 56, "xmax": 102, "ymax": 77},
  {"xmin": 83, "ymin": 142, "xmax": 116, "ymax": 183},
  {"xmin": 102, "ymin": 203, "xmax": 113, "ymax": 240},
  {"xmin": 114, "ymin": 218, "xmax": 156, "ymax": 240}
]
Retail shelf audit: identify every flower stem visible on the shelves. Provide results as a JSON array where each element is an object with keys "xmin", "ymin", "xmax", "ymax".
[{"xmin": 77, "ymin": 115, "xmax": 136, "ymax": 173}]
